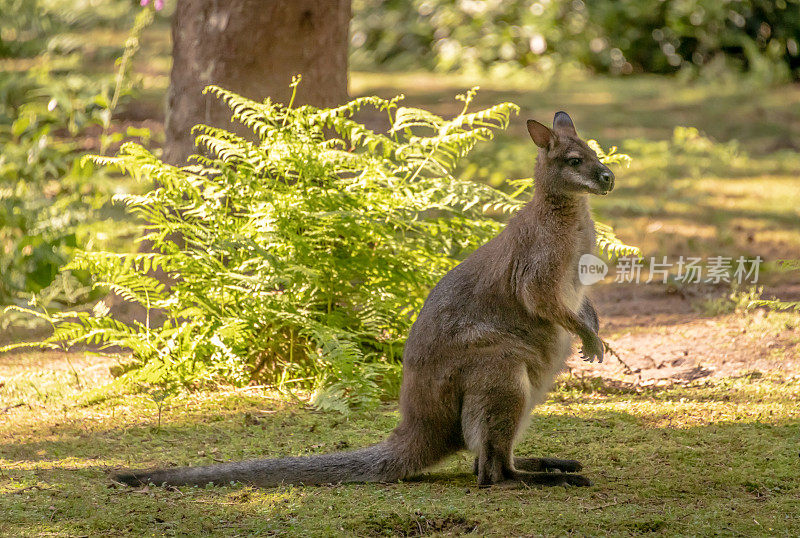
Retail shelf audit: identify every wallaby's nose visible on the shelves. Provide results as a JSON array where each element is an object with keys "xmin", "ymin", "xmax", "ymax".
[{"xmin": 599, "ymin": 170, "xmax": 615, "ymax": 191}]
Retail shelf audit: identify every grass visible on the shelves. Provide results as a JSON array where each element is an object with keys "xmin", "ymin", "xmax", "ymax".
[{"xmin": 2, "ymin": 356, "xmax": 799, "ymax": 536}]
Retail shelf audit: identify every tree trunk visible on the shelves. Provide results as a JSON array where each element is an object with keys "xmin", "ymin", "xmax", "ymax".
[{"xmin": 164, "ymin": 0, "xmax": 351, "ymax": 165}]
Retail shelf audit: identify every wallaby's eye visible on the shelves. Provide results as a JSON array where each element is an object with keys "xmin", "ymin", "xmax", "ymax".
[{"xmin": 567, "ymin": 157, "xmax": 582, "ymax": 167}]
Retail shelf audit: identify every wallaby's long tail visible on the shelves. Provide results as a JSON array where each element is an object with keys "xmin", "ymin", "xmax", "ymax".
[{"xmin": 113, "ymin": 439, "xmax": 423, "ymax": 488}]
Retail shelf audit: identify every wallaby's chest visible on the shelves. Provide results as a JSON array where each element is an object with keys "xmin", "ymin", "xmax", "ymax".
[
  {"xmin": 562, "ymin": 215, "xmax": 595, "ymax": 312},
  {"xmin": 562, "ymin": 260, "xmax": 585, "ymax": 314}
]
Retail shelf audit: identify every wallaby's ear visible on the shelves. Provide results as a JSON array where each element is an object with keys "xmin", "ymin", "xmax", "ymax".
[
  {"xmin": 553, "ymin": 111, "xmax": 577, "ymax": 136},
  {"xmin": 527, "ymin": 119, "xmax": 553, "ymax": 148}
]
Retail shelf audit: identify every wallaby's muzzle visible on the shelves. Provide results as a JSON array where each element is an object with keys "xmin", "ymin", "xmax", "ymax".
[
  {"xmin": 583, "ymin": 168, "xmax": 615, "ymax": 196},
  {"xmin": 597, "ymin": 167, "xmax": 615, "ymax": 194}
]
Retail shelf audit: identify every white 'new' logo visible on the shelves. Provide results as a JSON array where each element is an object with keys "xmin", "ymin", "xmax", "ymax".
[{"xmin": 578, "ymin": 254, "xmax": 608, "ymax": 285}]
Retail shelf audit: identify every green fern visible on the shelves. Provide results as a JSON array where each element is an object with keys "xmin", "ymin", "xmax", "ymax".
[
  {"xmin": 749, "ymin": 299, "xmax": 800, "ymax": 312},
  {"xmin": 594, "ymin": 221, "xmax": 641, "ymax": 260}
]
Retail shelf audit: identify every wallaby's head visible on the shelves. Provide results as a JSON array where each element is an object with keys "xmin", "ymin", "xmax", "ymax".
[{"xmin": 526, "ymin": 111, "xmax": 614, "ymax": 196}]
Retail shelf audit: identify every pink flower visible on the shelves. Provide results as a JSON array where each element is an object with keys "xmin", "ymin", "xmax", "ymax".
[{"xmin": 140, "ymin": 0, "xmax": 164, "ymax": 10}]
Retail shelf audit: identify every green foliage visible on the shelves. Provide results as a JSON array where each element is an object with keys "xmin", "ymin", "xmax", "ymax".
[
  {"xmin": 351, "ymin": 0, "xmax": 800, "ymax": 80},
  {"xmin": 749, "ymin": 262, "xmax": 800, "ymax": 312},
  {"xmin": 621, "ymin": 126, "xmax": 744, "ymax": 184},
  {"xmin": 0, "ymin": 0, "xmax": 136, "ymax": 59},
  {"xmin": 594, "ymin": 222, "xmax": 640, "ymax": 261},
  {"xmin": 695, "ymin": 286, "xmax": 764, "ymax": 316},
  {"xmin": 574, "ymin": 0, "xmax": 800, "ymax": 81},
  {"xmin": 749, "ymin": 299, "xmax": 800, "ymax": 312},
  {"xmin": 0, "ymin": 67, "xmax": 105, "ymax": 304},
  {"xmin": 6, "ymin": 85, "xmax": 635, "ymax": 411},
  {"xmin": 351, "ymin": 0, "xmax": 564, "ymax": 75},
  {"xmin": 0, "ymin": 3, "xmax": 152, "ymax": 306}
]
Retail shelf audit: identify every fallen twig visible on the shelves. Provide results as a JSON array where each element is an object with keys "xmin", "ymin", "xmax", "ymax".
[
  {"xmin": 602, "ymin": 339, "xmax": 639, "ymax": 381},
  {"xmin": 587, "ymin": 500, "xmax": 620, "ymax": 510},
  {"xmin": 1, "ymin": 402, "xmax": 25, "ymax": 413}
]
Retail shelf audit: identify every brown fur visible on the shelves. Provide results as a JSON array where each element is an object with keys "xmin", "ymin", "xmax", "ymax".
[{"xmin": 114, "ymin": 111, "xmax": 613, "ymax": 489}]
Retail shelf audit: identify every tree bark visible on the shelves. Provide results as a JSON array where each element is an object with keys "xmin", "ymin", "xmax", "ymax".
[{"xmin": 164, "ymin": 0, "xmax": 351, "ymax": 165}]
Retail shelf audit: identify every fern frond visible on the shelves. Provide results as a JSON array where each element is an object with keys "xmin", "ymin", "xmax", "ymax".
[
  {"xmin": 203, "ymin": 85, "xmax": 276, "ymax": 138},
  {"xmin": 311, "ymin": 95, "xmax": 398, "ymax": 122},
  {"xmin": 391, "ymin": 106, "xmax": 445, "ymax": 132},
  {"xmin": 450, "ymin": 102, "xmax": 520, "ymax": 131},
  {"xmin": 595, "ymin": 221, "xmax": 641, "ymax": 260},
  {"xmin": 749, "ymin": 299, "xmax": 800, "ymax": 312}
]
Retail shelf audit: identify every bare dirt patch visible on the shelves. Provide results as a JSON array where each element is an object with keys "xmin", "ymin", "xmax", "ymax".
[{"xmin": 571, "ymin": 282, "xmax": 800, "ymax": 385}]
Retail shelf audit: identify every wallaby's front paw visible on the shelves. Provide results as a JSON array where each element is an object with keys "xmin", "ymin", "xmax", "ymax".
[{"xmin": 580, "ymin": 333, "xmax": 604, "ymax": 363}]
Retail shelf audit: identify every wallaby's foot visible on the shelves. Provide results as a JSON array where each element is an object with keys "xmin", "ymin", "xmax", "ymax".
[
  {"xmin": 472, "ymin": 460, "xmax": 591, "ymax": 487},
  {"xmin": 507, "ymin": 471, "xmax": 592, "ymax": 488},
  {"xmin": 514, "ymin": 457, "xmax": 583, "ymax": 473},
  {"xmin": 478, "ymin": 471, "xmax": 592, "ymax": 489},
  {"xmin": 473, "ymin": 457, "xmax": 582, "ymax": 475}
]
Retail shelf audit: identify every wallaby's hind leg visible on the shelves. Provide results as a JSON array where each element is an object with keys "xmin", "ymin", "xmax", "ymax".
[
  {"xmin": 462, "ymin": 377, "xmax": 524, "ymax": 487},
  {"xmin": 465, "ymin": 368, "xmax": 590, "ymax": 488},
  {"xmin": 473, "ymin": 456, "xmax": 582, "ymax": 475},
  {"xmin": 473, "ymin": 430, "xmax": 514, "ymax": 487}
]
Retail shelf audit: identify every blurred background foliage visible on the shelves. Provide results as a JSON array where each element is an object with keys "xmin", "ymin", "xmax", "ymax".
[
  {"xmin": 352, "ymin": 0, "xmax": 800, "ymax": 82},
  {"xmin": 0, "ymin": 0, "xmax": 149, "ymax": 307}
]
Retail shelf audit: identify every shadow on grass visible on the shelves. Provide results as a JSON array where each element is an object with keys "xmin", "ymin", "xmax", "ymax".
[
  {"xmin": 2, "ymin": 404, "xmax": 797, "ymax": 484},
  {"xmin": 2, "ymin": 395, "xmax": 799, "ymax": 535}
]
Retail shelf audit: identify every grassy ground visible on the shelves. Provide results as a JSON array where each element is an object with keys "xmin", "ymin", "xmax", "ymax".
[
  {"xmin": 2, "ymin": 353, "xmax": 799, "ymax": 536},
  {"xmin": 3, "ymin": 16, "xmax": 800, "ymax": 537}
]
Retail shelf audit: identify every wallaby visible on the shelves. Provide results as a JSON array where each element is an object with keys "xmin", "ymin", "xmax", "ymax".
[{"xmin": 115, "ymin": 111, "xmax": 613, "ymax": 489}]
